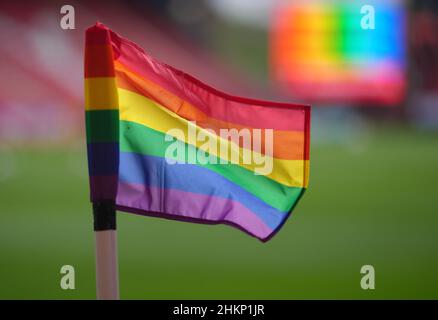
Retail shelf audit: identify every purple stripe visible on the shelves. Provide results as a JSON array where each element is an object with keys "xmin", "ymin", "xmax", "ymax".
[
  {"xmin": 89, "ymin": 175, "xmax": 118, "ymax": 201},
  {"xmin": 116, "ymin": 182, "xmax": 274, "ymax": 240}
]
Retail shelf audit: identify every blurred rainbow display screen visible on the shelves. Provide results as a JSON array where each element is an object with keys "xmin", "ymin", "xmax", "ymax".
[{"xmin": 271, "ymin": 1, "xmax": 406, "ymax": 105}]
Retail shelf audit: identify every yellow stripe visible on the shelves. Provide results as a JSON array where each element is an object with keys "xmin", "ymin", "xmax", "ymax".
[
  {"xmin": 84, "ymin": 77, "xmax": 119, "ymax": 110},
  {"xmin": 118, "ymin": 88, "xmax": 309, "ymax": 188}
]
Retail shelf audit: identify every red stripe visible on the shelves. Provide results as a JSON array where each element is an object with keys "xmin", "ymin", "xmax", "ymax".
[
  {"xmin": 84, "ymin": 44, "xmax": 115, "ymax": 78},
  {"xmin": 119, "ymin": 57, "xmax": 309, "ymax": 130},
  {"xmin": 304, "ymin": 107, "xmax": 311, "ymax": 160},
  {"xmin": 111, "ymin": 34, "xmax": 310, "ymax": 131},
  {"xmin": 85, "ymin": 23, "xmax": 116, "ymax": 77},
  {"xmin": 85, "ymin": 23, "xmax": 112, "ymax": 45}
]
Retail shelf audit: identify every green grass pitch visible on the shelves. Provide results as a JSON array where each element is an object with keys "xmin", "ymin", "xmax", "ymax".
[{"xmin": 0, "ymin": 126, "xmax": 437, "ymax": 299}]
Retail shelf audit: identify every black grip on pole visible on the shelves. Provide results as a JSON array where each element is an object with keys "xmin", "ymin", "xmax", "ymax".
[{"xmin": 93, "ymin": 200, "xmax": 116, "ymax": 231}]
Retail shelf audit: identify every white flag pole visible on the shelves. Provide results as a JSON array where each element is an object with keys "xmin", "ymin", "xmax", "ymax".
[
  {"xmin": 85, "ymin": 23, "xmax": 121, "ymax": 300},
  {"xmin": 93, "ymin": 201, "xmax": 119, "ymax": 300},
  {"xmin": 95, "ymin": 230, "xmax": 119, "ymax": 299}
]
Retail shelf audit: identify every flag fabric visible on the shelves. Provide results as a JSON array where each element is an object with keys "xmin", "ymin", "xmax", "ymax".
[{"xmin": 84, "ymin": 23, "xmax": 310, "ymax": 241}]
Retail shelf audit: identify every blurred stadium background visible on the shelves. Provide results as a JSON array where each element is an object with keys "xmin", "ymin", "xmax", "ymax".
[{"xmin": 0, "ymin": 0, "xmax": 437, "ymax": 299}]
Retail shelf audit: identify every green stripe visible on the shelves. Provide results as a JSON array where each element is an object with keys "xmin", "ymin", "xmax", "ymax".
[
  {"xmin": 86, "ymin": 110, "xmax": 119, "ymax": 143},
  {"xmin": 119, "ymin": 120, "xmax": 303, "ymax": 212}
]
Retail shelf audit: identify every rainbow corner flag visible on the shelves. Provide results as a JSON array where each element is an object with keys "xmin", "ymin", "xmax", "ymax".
[{"xmin": 84, "ymin": 23, "xmax": 310, "ymax": 241}]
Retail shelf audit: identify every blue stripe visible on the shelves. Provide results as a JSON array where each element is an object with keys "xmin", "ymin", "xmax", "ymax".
[
  {"xmin": 118, "ymin": 152, "xmax": 287, "ymax": 229},
  {"xmin": 87, "ymin": 142, "xmax": 119, "ymax": 176}
]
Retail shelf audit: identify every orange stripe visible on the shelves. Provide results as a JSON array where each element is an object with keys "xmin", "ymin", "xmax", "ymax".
[{"xmin": 114, "ymin": 62, "xmax": 307, "ymax": 160}]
